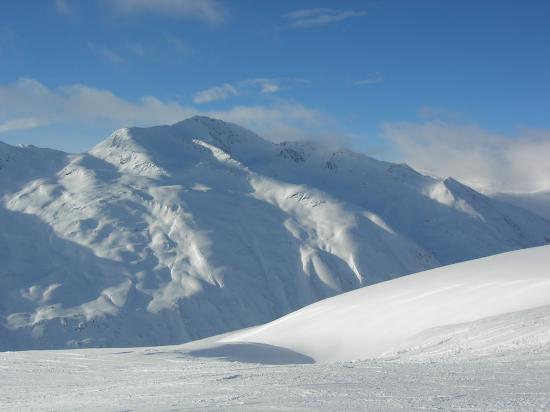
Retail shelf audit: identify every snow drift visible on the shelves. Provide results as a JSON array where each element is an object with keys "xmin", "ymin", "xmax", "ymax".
[
  {"xmin": 188, "ymin": 246, "xmax": 550, "ymax": 363},
  {"xmin": 1, "ymin": 116, "xmax": 549, "ymax": 350}
]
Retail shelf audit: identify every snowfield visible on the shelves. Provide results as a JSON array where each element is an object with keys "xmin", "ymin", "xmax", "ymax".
[
  {"xmin": 1, "ymin": 116, "xmax": 550, "ymax": 350},
  {"xmin": 2, "ymin": 349, "xmax": 549, "ymax": 411},
  {"xmin": 200, "ymin": 245, "xmax": 550, "ymax": 363},
  {"xmin": 1, "ymin": 246, "xmax": 550, "ymax": 411}
]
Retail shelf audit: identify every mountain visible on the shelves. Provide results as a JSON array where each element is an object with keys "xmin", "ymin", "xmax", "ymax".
[
  {"xmin": 1, "ymin": 116, "xmax": 549, "ymax": 350},
  {"xmin": 491, "ymin": 190, "xmax": 550, "ymax": 221},
  {"xmin": 185, "ymin": 245, "xmax": 550, "ymax": 363}
]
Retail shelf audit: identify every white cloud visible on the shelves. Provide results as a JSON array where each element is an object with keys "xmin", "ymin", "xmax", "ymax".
[
  {"xmin": 0, "ymin": 117, "xmax": 51, "ymax": 133},
  {"xmin": 106, "ymin": 0, "xmax": 226, "ymax": 25},
  {"xmin": 354, "ymin": 73, "xmax": 384, "ymax": 85},
  {"xmin": 284, "ymin": 8, "xmax": 366, "ymax": 28},
  {"xmin": 261, "ymin": 83, "xmax": 279, "ymax": 94},
  {"xmin": 0, "ymin": 78, "xmax": 194, "ymax": 128},
  {"xmin": 241, "ymin": 78, "xmax": 280, "ymax": 94},
  {"xmin": 0, "ymin": 78, "xmax": 327, "ymax": 145},
  {"xmin": 383, "ymin": 120, "xmax": 550, "ymax": 193},
  {"xmin": 6, "ymin": 81, "xmax": 545, "ymax": 194},
  {"xmin": 193, "ymin": 83, "xmax": 238, "ymax": 104},
  {"xmin": 193, "ymin": 78, "xmax": 283, "ymax": 104},
  {"xmin": 208, "ymin": 101, "xmax": 324, "ymax": 142}
]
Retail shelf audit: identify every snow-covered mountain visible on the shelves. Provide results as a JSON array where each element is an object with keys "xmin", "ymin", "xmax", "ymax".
[
  {"xmin": 185, "ymin": 245, "xmax": 550, "ymax": 363},
  {"xmin": 1, "ymin": 116, "xmax": 549, "ymax": 350},
  {"xmin": 491, "ymin": 190, "xmax": 550, "ymax": 221}
]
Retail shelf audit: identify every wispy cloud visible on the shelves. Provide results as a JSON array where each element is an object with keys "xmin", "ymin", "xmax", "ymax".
[
  {"xmin": 0, "ymin": 78, "xmax": 192, "ymax": 127},
  {"xmin": 0, "ymin": 78, "xmax": 328, "ymax": 145},
  {"xmin": 105, "ymin": 0, "xmax": 226, "ymax": 25},
  {"xmin": 127, "ymin": 42, "xmax": 146, "ymax": 57},
  {"xmin": 208, "ymin": 101, "xmax": 325, "ymax": 143},
  {"xmin": 193, "ymin": 83, "xmax": 238, "ymax": 104},
  {"xmin": 164, "ymin": 34, "xmax": 193, "ymax": 55},
  {"xmin": 87, "ymin": 43, "xmax": 126, "ymax": 65},
  {"xmin": 353, "ymin": 72, "xmax": 384, "ymax": 86},
  {"xmin": 383, "ymin": 120, "xmax": 550, "ymax": 193},
  {"xmin": 0, "ymin": 117, "xmax": 50, "ymax": 133},
  {"xmin": 193, "ymin": 78, "xmax": 283, "ymax": 104},
  {"xmin": 97, "ymin": 47, "xmax": 126, "ymax": 65},
  {"xmin": 240, "ymin": 78, "xmax": 280, "ymax": 94},
  {"xmin": 284, "ymin": 8, "xmax": 366, "ymax": 28}
]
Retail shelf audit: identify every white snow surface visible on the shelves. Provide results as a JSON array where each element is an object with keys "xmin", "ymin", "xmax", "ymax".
[
  {"xmin": 182, "ymin": 245, "xmax": 550, "ymax": 363},
  {"xmin": 2, "ymin": 347, "xmax": 549, "ymax": 411},
  {"xmin": 1, "ymin": 116, "xmax": 550, "ymax": 350},
  {"xmin": 2, "ymin": 246, "xmax": 550, "ymax": 410}
]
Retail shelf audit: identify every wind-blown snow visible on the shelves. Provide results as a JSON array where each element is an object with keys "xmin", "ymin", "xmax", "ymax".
[
  {"xmin": 1, "ymin": 116, "xmax": 549, "ymax": 350},
  {"xmin": 187, "ymin": 246, "xmax": 550, "ymax": 363}
]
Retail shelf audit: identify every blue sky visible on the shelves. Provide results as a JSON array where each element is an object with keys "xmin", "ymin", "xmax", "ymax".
[{"xmin": 0, "ymin": 0, "xmax": 549, "ymax": 191}]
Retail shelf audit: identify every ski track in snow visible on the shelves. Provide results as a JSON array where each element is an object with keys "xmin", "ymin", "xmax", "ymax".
[{"xmin": 1, "ymin": 348, "xmax": 549, "ymax": 411}]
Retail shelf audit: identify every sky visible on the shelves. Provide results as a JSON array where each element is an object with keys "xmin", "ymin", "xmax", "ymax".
[{"xmin": 0, "ymin": 0, "xmax": 549, "ymax": 193}]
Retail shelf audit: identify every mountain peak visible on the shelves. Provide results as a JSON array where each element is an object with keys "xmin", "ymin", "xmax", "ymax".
[
  {"xmin": 88, "ymin": 116, "xmax": 275, "ymax": 177},
  {"xmin": 170, "ymin": 115, "xmax": 270, "ymax": 150},
  {"xmin": 175, "ymin": 114, "xmax": 223, "ymax": 125}
]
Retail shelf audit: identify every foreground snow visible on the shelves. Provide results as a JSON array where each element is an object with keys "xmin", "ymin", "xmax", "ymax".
[
  {"xmin": 1, "ymin": 347, "xmax": 549, "ymax": 411},
  {"xmin": 2, "ymin": 246, "xmax": 550, "ymax": 410}
]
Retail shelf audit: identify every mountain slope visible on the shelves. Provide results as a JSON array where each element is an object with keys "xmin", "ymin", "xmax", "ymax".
[
  {"xmin": 491, "ymin": 190, "xmax": 550, "ymax": 221},
  {"xmin": 189, "ymin": 245, "xmax": 550, "ymax": 363},
  {"xmin": 1, "ymin": 116, "xmax": 549, "ymax": 350}
]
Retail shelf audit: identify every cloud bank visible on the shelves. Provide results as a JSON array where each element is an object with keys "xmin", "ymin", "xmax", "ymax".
[
  {"xmin": 2, "ymin": 79, "xmax": 547, "ymax": 193},
  {"xmin": 383, "ymin": 121, "xmax": 550, "ymax": 193},
  {"xmin": 0, "ymin": 78, "xmax": 324, "ymax": 145}
]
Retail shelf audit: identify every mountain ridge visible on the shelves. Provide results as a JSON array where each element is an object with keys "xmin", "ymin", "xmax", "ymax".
[{"xmin": 1, "ymin": 116, "xmax": 549, "ymax": 350}]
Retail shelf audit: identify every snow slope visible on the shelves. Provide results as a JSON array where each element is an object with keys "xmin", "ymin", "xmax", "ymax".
[
  {"xmin": 1, "ymin": 116, "xmax": 550, "ymax": 350},
  {"xmin": 492, "ymin": 190, "xmax": 550, "ymax": 221},
  {"xmin": 188, "ymin": 246, "xmax": 550, "ymax": 363}
]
